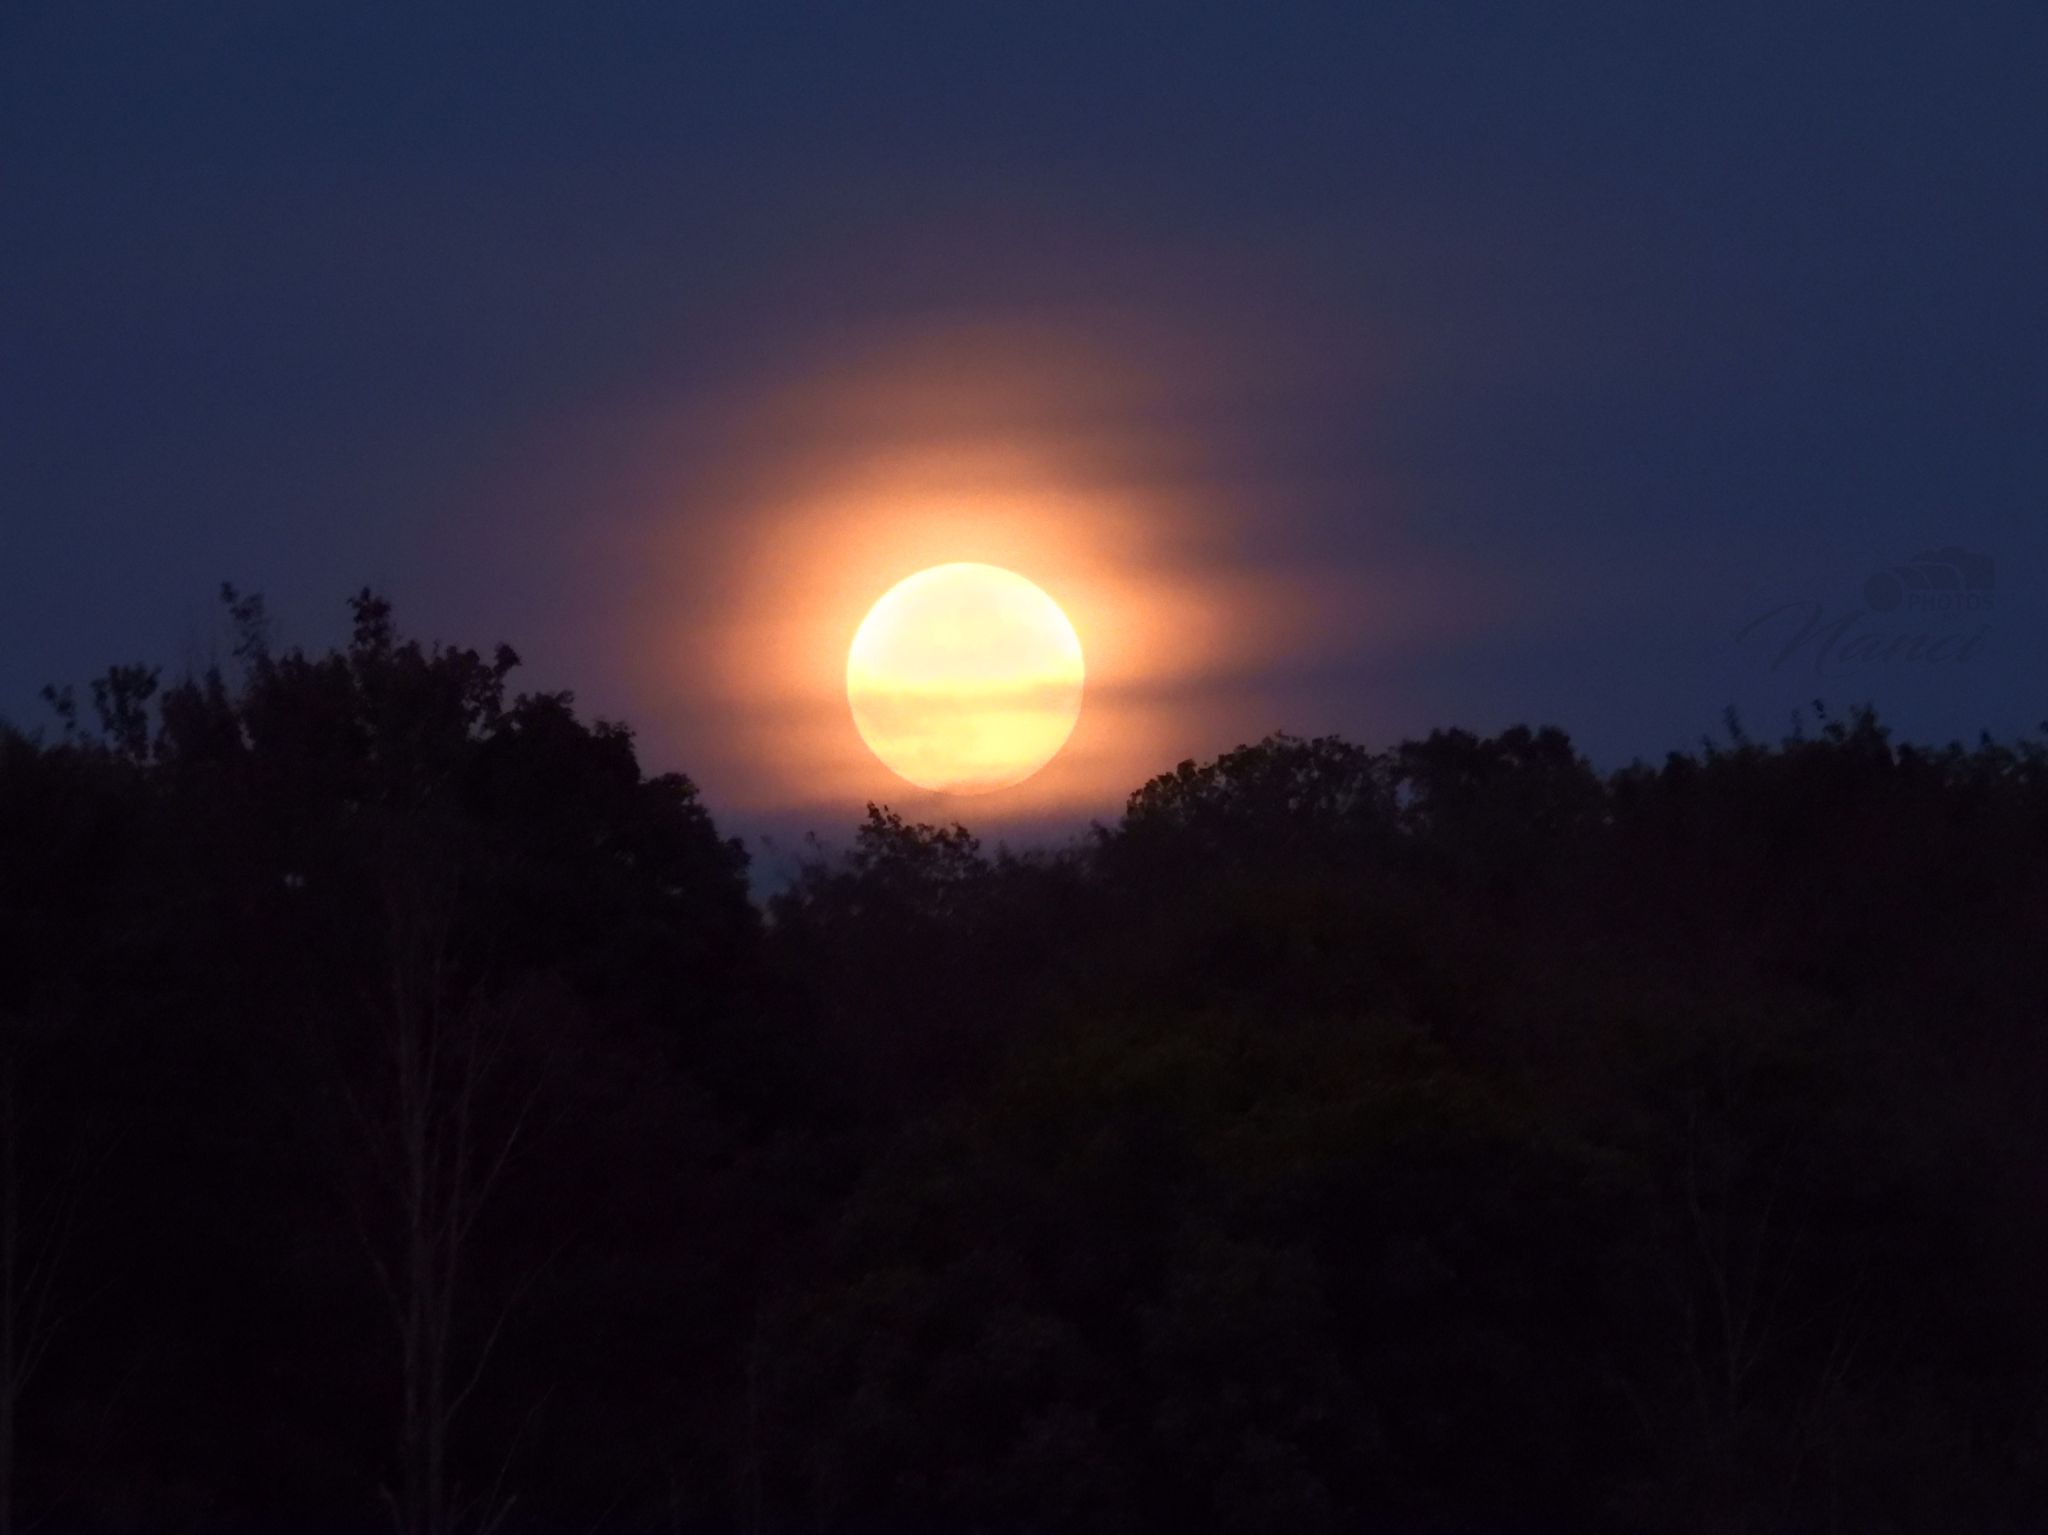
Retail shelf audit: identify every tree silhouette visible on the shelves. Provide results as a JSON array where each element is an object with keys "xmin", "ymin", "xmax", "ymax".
[{"xmin": 1, "ymin": 593, "xmax": 2043, "ymax": 1531}]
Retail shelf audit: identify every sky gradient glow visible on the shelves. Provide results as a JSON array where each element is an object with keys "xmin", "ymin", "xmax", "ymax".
[{"xmin": 4, "ymin": 4, "xmax": 2044, "ymax": 874}]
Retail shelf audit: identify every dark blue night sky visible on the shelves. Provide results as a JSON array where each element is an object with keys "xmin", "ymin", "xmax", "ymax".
[{"xmin": 6, "ymin": 3, "xmax": 2044, "ymax": 852}]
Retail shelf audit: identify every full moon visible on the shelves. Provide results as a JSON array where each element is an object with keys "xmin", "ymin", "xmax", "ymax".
[{"xmin": 846, "ymin": 563, "xmax": 1085, "ymax": 794}]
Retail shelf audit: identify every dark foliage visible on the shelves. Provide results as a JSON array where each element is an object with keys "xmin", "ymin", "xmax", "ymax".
[{"xmin": 1, "ymin": 593, "xmax": 2043, "ymax": 1532}]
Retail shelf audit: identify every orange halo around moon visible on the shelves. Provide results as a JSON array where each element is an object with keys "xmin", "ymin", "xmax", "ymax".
[{"xmin": 846, "ymin": 562, "xmax": 1085, "ymax": 794}]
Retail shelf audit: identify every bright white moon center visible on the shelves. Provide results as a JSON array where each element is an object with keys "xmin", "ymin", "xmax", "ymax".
[{"xmin": 846, "ymin": 563, "xmax": 1085, "ymax": 794}]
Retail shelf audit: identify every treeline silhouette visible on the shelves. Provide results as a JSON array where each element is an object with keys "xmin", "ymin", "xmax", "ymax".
[{"xmin": 1, "ymin": 589, "xmax": 2044, "ymax": 1534}]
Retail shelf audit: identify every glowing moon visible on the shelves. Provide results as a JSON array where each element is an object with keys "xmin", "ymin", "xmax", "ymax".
[{"xmin": 846, "ymin": 563, "xmax": 1085, "ymax": 794}]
